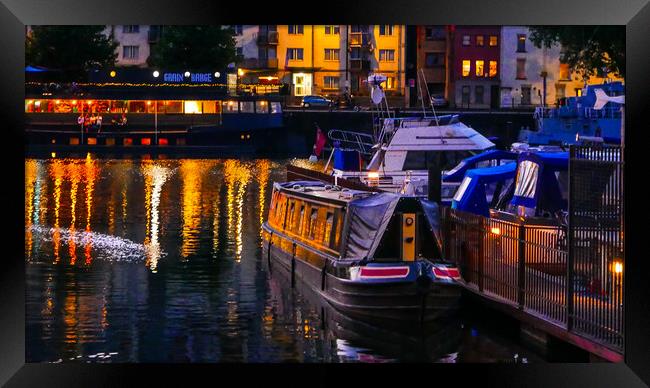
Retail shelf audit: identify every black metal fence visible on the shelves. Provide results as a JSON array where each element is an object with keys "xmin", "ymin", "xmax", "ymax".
[
  {"xmin": 568, "ymin": 145, "xmax": 624, "ymax": 351},
  {"xmin": 443, "ymin": 145, "xmax": 624, "ymax": 353},
  {"xmin": 443, "ymin": 208, "xmax": 568, "ymax": 325}
]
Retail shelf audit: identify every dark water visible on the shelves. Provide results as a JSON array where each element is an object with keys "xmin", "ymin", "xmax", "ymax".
[{"xmin": 25, "ymin": 156, "xmax": 544, "ymax": 363}]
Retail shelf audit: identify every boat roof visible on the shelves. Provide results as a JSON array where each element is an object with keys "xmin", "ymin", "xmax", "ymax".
[
  {"xmin": 275, "ymin": 181, "xmax": 375, "ymax": 204},
  {"xmin": 518, "ymin": 151, "xmax": 569, "ymax": 170},
  {"xmin": 385, "ymin": 121, "xmax": 495, "ymax": 151},
  {"xmin": 466, "ymin": 162, "xmax": 518, "ymax": 180}
]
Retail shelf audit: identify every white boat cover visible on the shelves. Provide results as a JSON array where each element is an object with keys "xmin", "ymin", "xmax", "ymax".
[{"xmin": 340, "ymin": 192, "xmax": 401, "ymax": 260}]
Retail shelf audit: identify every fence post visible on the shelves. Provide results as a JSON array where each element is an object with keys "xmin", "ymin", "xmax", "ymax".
[
  {"xmin": 518, "ymin": 221, "xmax": 526, "ymax": 309},
  {"xmin": 477, "ymin": 216, "xmax": 484, "ymax": 292},
  {"xmin": 567, "ymin": 146, "xmax": 575, "ymax": 331}
]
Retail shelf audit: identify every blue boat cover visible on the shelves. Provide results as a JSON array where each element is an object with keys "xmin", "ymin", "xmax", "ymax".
[
  {"xmin": 443, "ymin": 149, "xmax": 517, "ymax": 182},
  {"xmin": 341, "ymin": 192, "xmax": 401, "ymax": 260},
  {"xmin": 333, "ymin": 149, "xmax": 362, "ymax": 171},
  {"xmin": 451, "ymin": 162, "xmax": 517, "ymax": 217},
  {"xmin": 511, "ymin": 152, "xmax": 568, "ymax": 211}
]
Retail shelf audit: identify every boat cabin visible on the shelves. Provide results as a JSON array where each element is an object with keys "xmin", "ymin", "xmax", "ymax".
[{"xmin": 265, "ymin": 181, "xmax": 444, "ymax": 264}]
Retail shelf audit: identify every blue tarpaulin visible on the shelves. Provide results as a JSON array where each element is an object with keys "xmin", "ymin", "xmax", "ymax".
[
  {"xmin": 443, "ymin": 149, "xmax": 517, "ymax": 183},
  {"xmin": 451, "ymin": 162, "xmax": 517, "ymax": 217}
]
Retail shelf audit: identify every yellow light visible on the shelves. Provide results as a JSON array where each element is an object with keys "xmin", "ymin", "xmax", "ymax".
[
  {"xmin": 237, "ymin": 68, "xmax": 244, "ymax": 76},
  {"xmin": 368, "ymin": 171, "xmax": 380, "ymax": 179},
  {"xmin": 109, "ymin": 70, "xmax": 116, "ymax": 77},
  {"xmin": 147, "ymin": 101, "xmax": 152, "ymax": 105},
  {"xmin": 613, "ymin": 261, "xmax": 623, "ymax": 274},
  {"xmin": 51, "ymin": 152, "xmax": 56, "ymax": 158},
  {"xmin": 71, "ymin": 100, "xmax": 77, "ymax": 105},
  {"xmin": 240, "ymin": 134, "xmax": 245, "ymax": 140},
  {"xmin": 87, "ymin": 100, "xmax": 93, "ymax": 105},
  {"xmin": 491, "ymin": 227, "xmax": 501, "ymax": 235},
  {"xmin": 28, "ymin": 100, "xmax": 33, "ymax": 104},
  {"xmin": 55, "ymin": 100, "xmax": 60, "ymax": 104}
]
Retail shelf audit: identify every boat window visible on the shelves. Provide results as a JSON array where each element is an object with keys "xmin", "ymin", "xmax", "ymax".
[
  {"xmin": 403, "ymin": 151, "xmax": 427, "ymax": 170},
  {"xmin": 287, "ymin": 199, "xmax": 296, "ymax": 230},
  {"xmin": 297, "ymin": 204, "xmax": 305, "ymax": 234},
  {"xmin": 454, "ymin": 176, "xmax": 472, "ymax": 202},
  {"xmin": 324, "ymin": 211, "xmax": 334, "ymax": 246},
  {"xmin": 255, "ymin": 100, "xmax": 269, "ymax": 114},
  {"xmin": 270, "ymin": 102, "xmax": 282, "ymax": 114},
  {"xmin": 222, "ymin": 101, "xmax": 238, "ymax": 113},
  {"xmin": 308, "ymin": 207, "xmax": 319, "ymax": 239},
  {"xmin": 240, "ymin": 101, "xmax": 255, "ymax": 113},
  {"xmin": 514, "ymin": 160, "xmax": 540, "ymax": 199}
]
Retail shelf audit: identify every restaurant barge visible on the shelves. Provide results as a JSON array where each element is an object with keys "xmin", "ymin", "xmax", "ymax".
[
  {"xmin": 262, "ymin": 180, "xmax": 462, "ymax": 325},
  {"xmin": 25, "ymin": 68, "xmax": 284, "ymax": 151}
]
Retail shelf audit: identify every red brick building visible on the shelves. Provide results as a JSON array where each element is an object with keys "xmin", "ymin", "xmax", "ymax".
[{"xmin": 451, "ymin": 26, "xmax": 501, "ymax": 109}]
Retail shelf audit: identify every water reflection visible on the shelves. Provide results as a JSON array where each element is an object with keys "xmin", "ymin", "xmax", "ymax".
[{"xmin": 26, "ymin": 157, "xmax": 544, "ymax": 363}]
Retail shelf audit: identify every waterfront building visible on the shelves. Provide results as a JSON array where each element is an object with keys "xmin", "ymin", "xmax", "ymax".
[
  {"xmin": 412, "ymin": 25, "xmax": 450, "ymax": 105},
  {"xmin": 499, "ymin": 26, "xmax": 624, "ymax": 109},
  {"xmin": 452, "ymin": 26, "xmax": 501, "ymax": 109},
  {"xmin": 232, "ymin": 25, "xmax": 406, "ymax": 106},
  {"xmin": 105, "ymin": 25, "xmax": 163, "ymax": 68}
]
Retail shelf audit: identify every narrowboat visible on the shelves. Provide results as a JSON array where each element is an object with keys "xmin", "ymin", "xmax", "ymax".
[{"xmin": 262, "ymin": 180, "xmax": 462, "ymax": 324}]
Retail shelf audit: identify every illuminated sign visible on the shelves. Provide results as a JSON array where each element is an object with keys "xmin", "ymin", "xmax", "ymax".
[{"xmin": 162, "ymin": 72, "xmax": 215, "ymax": 83}]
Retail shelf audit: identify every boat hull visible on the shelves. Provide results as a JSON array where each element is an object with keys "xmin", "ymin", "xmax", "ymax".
[{"xmin": 263, "ymin": 235, "xmax": 461, "ymax": 327}]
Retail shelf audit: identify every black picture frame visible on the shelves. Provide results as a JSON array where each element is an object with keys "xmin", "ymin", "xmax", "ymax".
[{"xmin": 2, "ymin": 0, "xmax": 649, "ymax": 386}]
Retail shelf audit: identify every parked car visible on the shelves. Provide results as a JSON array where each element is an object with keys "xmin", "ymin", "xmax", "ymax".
[
  {"xmin": 301, "ymin": 95, "xmax": 334, "ymax": 109},
  {"xmin": 430, "ymin": 94, "xmax": 448, "ymax": 107}
]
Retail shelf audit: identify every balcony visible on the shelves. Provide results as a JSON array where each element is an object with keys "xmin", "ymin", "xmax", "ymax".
[
  {"xmin": 349, "ymin": 32, "xmax": 370, "ymax": 47},
  {"xmin": 257, "ymin": 31, "xmax": 279, "ymax": 45},
  {"xmin": 240, "ymin": 58, "xmax": 279, "ymax": 69},
  {"xmin": 350, "ymin": 59, "xmax": 371, "ymax": 71}
]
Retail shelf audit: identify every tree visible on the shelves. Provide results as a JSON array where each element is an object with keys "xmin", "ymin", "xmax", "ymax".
[
  {"xmin": 528, "ymin": 26, "xmax": 625, "ymax": 80},
  {"xmin": 26, "ymin": 26, "xmax": 118, "ymax": 81},
  {"xmin": 148, "ymin": 26, "xmax": 239, "ymax": 70}
]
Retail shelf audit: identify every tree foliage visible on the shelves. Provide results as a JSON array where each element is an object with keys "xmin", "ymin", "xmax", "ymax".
[
  {"xmin": 26, "ymin": 26, "xmax": 118, "ymax": 81},
  {"xmin": 528, "ymin": 26, "xmax": 625, "ymax": 80},
  {"xmin": 148, "ymin": 26, "xmax": 239, "ymax": 70}
]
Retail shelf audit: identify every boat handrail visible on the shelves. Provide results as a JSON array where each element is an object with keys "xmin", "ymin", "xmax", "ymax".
[{"xmin": 327, "ymin": 129, "xmax": 376, "ymax": 155}]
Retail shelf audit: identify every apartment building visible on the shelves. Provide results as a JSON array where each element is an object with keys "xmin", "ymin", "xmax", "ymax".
[
  {"xmin": 105, "ymin": 25, "xmax": 163, "ymax": 67},
  {"xmin": 233, "ymin": 25, "xmax": 406, "ymax": 105}
]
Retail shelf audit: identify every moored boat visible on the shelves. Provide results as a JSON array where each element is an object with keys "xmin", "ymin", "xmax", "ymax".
[{"xmin": 261, "ymin": 180, "xmax": 462, "ymax": 325}]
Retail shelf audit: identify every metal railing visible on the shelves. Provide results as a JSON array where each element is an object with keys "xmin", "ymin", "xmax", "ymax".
[
  {"xmin": 443, "ymin": 200, "xmax": 623, "ymax": 352},
  {"xmin": 568, "ymin": 145, "xmax": 624, "ymax": 351}
]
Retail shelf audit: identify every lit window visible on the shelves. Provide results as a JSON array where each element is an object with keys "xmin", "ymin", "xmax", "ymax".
[
  {"xmin": 183, "ymin": 101, "xmax": 201, "ymax": 114},
  {"xmin": 288, "ymin": 25, "xmax": 304, "ymax": 34},
  {"xmin": 222, "ymin": 100, "xmax": 238, "ymax": 113},
  {"xmin": 489, "ymin": 35, "xmax": 498, "ymax": 46},
  {"xmin": 202, "ymin": 101, "xmax": 217, "ymax": 114},
  {"xmin": 255, "ymin": 100, "xmax": 268, "ymax": 113},
  {"xmin": 240, "ymin": 101, "xmax": 254, "ymax": 113},
  {"xmin": 475, "ymin": 60, "xmax": 484, "ymax": 76},
  {"xmin": 324, "ymin": 48, "xmax": 339, "ymax": 61},
  {"xmin": 559, "ymin": 63, "xmax": 570, "ymax": 80},
  {"xmin": 517, "ymin": 34, "xmax": 526, "ymax": 52},
  {"xmin": 379, "ymin": 25, "xmax": 394, "ymax": 36},
  {"xmin": 489, "ymin": 61, "xmax": 498, "ymax": 77},
  {"xmin": 462, "ymin": 35, "xmax": 470, "ymax": 46},
  {"xmin": 379, "ymin": 49, "xmax": 395, "ymax": 62},
  {"xmin": 476, "ymin": 35, "xmax": 484, "ymax": 46},
  {"xmin": 384, "ymin": 76, "xmax": 396, "ymax": 89},
  {"xmin": 462, "ymin": 60, "xmax": 470, "ymax": 77}
]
